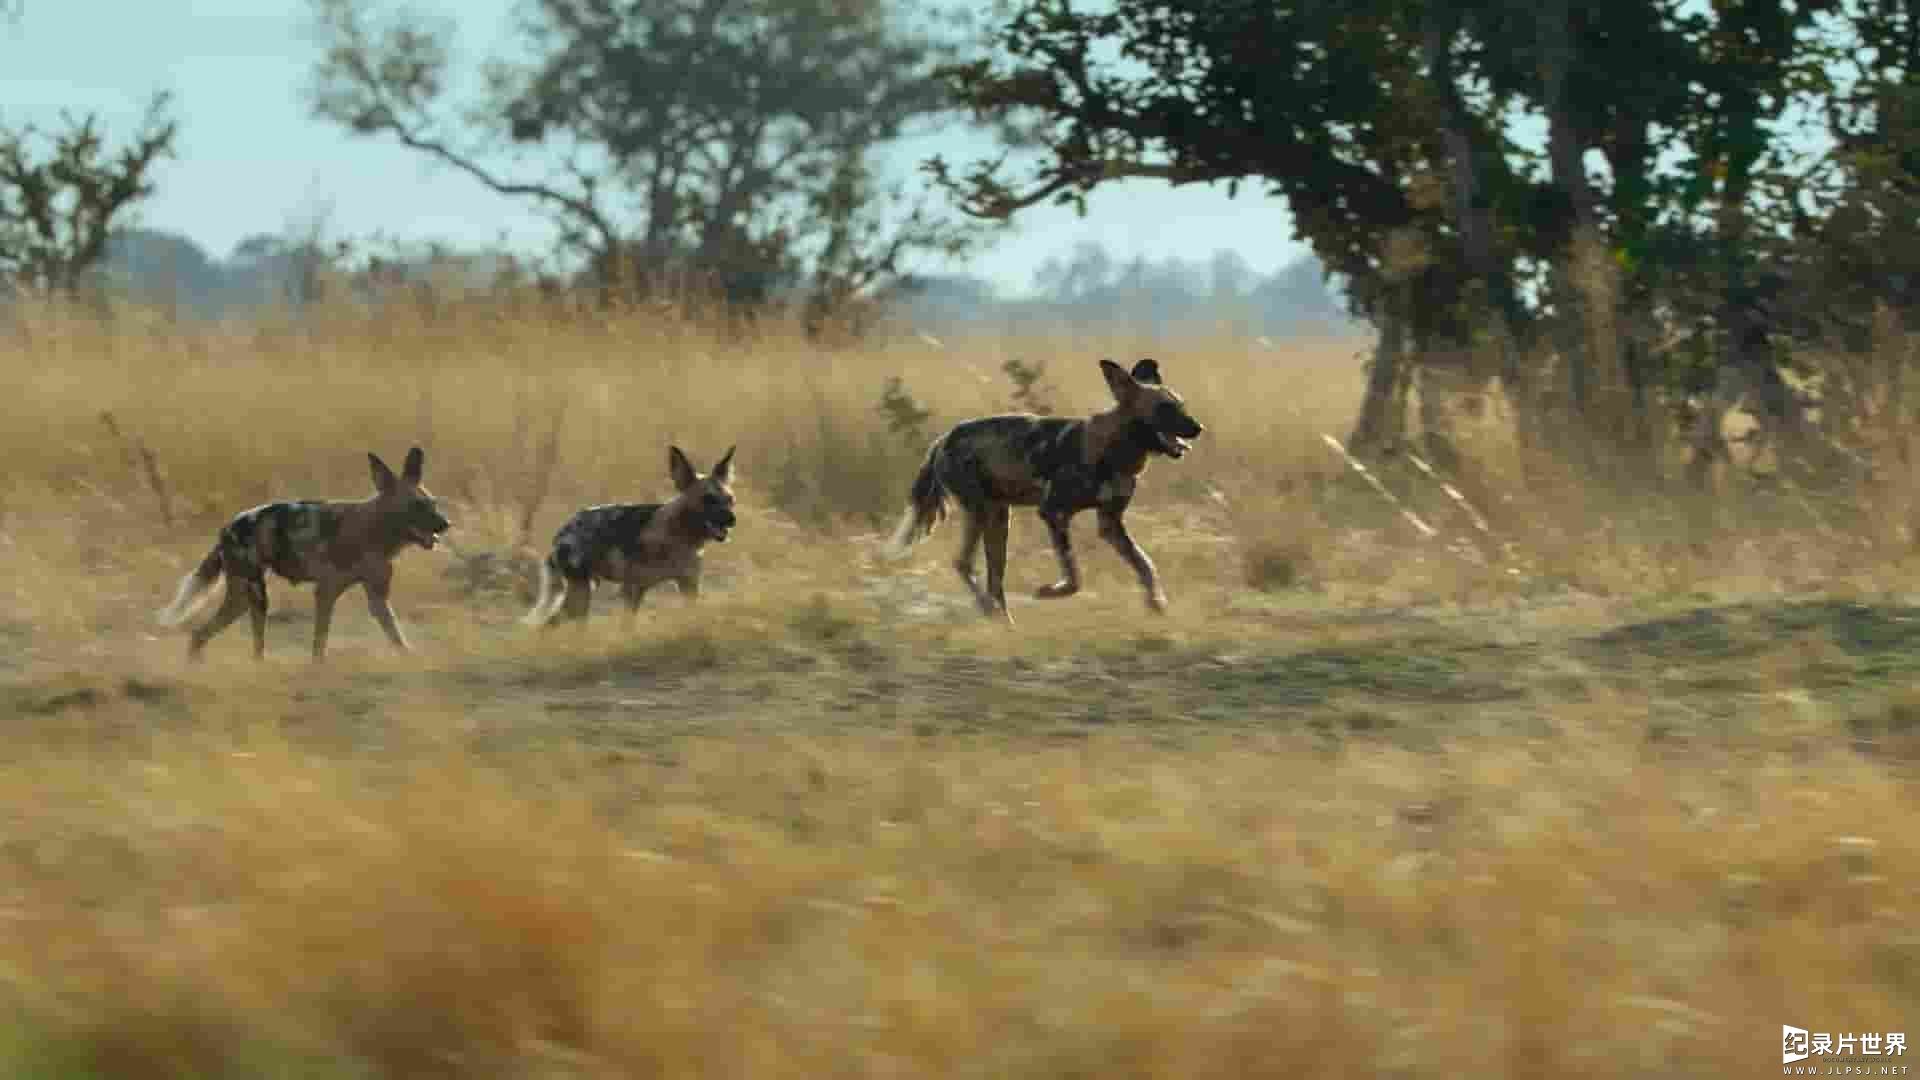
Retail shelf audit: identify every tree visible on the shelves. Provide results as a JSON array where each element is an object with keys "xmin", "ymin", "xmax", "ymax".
[
  {"xmin": 928, "ymin": 0, "xmax": 1547, "ymax": 463},
  {"xmin": 0, "ymin": 92, "xmax": 178, "ymax": 298},
  {"xmin": 933, "ymin": 0, "xmax": 1845, "ymax": 483},
  {"xmin": 1798, "ymin": 0, "xmax": 1920, "ymax": 333},
  {"xmin": 307, "ymin": 0, "xmax": 988, "ymax": 331},
  {"xmin": 1749, "ymin": 0, "xmax": 1920, "ymax": 462}
]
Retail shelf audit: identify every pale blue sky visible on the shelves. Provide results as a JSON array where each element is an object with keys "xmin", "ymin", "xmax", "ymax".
[{"xmin": 0, "ymin": 1, "xmax": 1309, "ymax": 297}]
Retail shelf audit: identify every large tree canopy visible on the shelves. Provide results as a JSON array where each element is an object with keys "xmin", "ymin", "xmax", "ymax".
[
  {"xmin": 309, "ymin": 0, "xmax": 989, "ymax": 326},
  {"xmin": 931, "ymin": 0, "xmax": 1883, "ymax": 479}
]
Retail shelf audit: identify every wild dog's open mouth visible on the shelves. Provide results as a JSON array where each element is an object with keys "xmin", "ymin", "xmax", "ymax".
[
  {"xmin": 707, "ymin": 522, "xmax": 732, "ymax": 542},
  {"xmin": 1131, "ymin": 419, "xmax": 1191, "ymax": 459},
  {"xmin": 411, "ymin": 527, "xmax": 441, "ymax": 550}
]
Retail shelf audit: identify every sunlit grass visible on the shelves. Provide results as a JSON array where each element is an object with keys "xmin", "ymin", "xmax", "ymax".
[{"xmin": 0, "ymin": 295, "xmax": 1917, "ymax": 1076}]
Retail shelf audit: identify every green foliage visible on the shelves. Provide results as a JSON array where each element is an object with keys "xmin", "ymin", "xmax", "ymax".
[
  {"xmin": 0, "ymin": 92, "xmax": 178, "ymax": 297},
  {"xmin": 307, "ymin": 0, "xmax": 991, "ymax": 326},
  {"xmin": 1792, "ymin": 0, "xmax": 1920, "ymax": 336},
  {"xmin": 877, "ymin": 375, "xmax": 933, "ymax": 448},
  {"xmin": 924, "ymin": 0, "xmax": 1490, "ymax": 331},
  {"xmin": 934, "ymin": 0, "xmax": 1919, "ymax": 471}
]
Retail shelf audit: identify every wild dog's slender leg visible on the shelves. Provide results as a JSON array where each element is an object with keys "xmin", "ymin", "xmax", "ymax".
[
  {"xmin": 981, "ymin": 504, "xmax": 1014, "ymax": 622},
  {"xmin": 1034, "ymin": 507, "xmax": 1081, "ymax": 599},
  {"xmin": 1096, "ymin": 502, "xmax": 1167, "ymax": 614},
  {"xmin": 950, "ymin": 508, "xmax": 993, "ymax": 613},
  {"xmin": 363, "ymin": 569, "xmax": 412, "ymax": 653},
  {"xmin": 245, "ymin": 576, "xmax": 269, "ymax": 659},
  {"xmin": 190, "ymin": 582, "xmax": 250, "ymax": 659},
  {"xmin": 188, "ymin": 579, "xmax": 253, "ymax": 661},
  {"xmin": 621, "ymin": 579, "xmax": 648, "ymax": 614},
  {"xmin": 674, "ymin": 573, "xmax": 699, "ymax": 602},
  {"xmin": 559, "ymin": 573, "xmax": 593, "ymax": 624},
  {"xmin": 311, "ymin": 578, "xmax": 344, "ymax": 661}
]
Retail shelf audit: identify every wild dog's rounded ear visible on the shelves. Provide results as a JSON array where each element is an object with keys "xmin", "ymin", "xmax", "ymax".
[
  {"xmin": 668, "ymin": 445, "xmax": 700, "ymax": 491},
  {"xmin": 403, "ymin": 446, "xmax": 425, "ymax": 484},
  {"xmin": 368, "ymin": 452, "xmax": 398, "ymax": 493},
  {"xmin": 1099, "ymin": 358, "xmax": 1136, "ymax": 401},
  {"xmin": 1130, "ymin": 358, "xmax": 1162, "ymax": 385},
  {"xmin": 712, "ymin": 444, "xmax": 736, "ymax": 482}
]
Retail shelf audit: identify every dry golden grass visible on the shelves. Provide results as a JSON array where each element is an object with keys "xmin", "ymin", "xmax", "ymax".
[
  {"xmin": 1, "ymin": 295, "xmax": 1918, "ymax": 1077},
  {"xmin": 0, "ymin": 719, "xmax": 1913, "ymax": 1078}
]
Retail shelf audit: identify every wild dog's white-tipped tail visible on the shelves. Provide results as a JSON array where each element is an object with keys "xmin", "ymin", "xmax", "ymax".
[
  {"xmin": 879, "ymin": 437, "xmax": 948, "ymax": 562},
  {"xmin": 521, "ymin": 555, "xmax": 567, "ymax": 627},
  {"xmin": 879, "ymin": 505, "xmax": 924, "ymax": 562},
  {"xmin": 155, "ymin": 545, "xmax": 223, "ymax": 627},
  {"xmin": 154, "ymin": 572, "xmax": 212, "ymax": 627}
]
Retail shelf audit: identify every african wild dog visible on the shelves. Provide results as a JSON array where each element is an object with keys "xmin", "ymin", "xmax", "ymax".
[
  {"xmin": 155, "ymin": 447, "xmax": 452, "ymax": 661},
  {"xmin": 522, "ymin": 445, "xmax": 737, "ymax": 627},
  {"xmin": 882, "ymin": 357, "xmax": 1204, "ymax": 622}
]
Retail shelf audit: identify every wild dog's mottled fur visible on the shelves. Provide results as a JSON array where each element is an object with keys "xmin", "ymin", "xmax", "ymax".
[
  {"xmin": 884, "ymin": 358, "xmax": 1205, "ymax": 621},
  {"xmin": 156, "ymin": 447, "xmax": 452, "ymax": 661},
  {"xmin": 523, "ymin": 445, "xmax": 737, "ymax": 627}
]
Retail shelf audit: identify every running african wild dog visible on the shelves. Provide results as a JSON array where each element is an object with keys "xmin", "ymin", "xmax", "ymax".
[
  {"xmin": 882, "ymin": 357, "xmax": 1204, "ymax": 622},
  {"xmin": 521, "ymin": 445, "xmax": 737, "ymax": 627},
  {"xmin": 155, "ymin": 447, "xmax": 452, "ymax": 661}
]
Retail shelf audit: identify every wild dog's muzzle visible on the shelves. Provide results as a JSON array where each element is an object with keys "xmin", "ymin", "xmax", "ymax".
[
  {"xmin": 1139, "ymin": 409, "xmax": 1205, "ymax": 459},
  {"xmin": 705, "ymin": 509, "xmax": 736, "ymax": 543},
  {"xmin": 411, "ymin": 513, "xmax": 452, "ymax": 551}
]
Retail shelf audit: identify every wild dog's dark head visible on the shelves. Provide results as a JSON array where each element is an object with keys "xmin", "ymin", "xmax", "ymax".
[
  {"xmin": 668, "ymin": 444, "xmax": 737, "ymax": 543},
  {"xmin": 1100, "ymin": 358, "xmax": 1205, "ymax": 459},
  {"xmin": 369, "ymin": 447, "xmax": 452, "ymax": 551}
]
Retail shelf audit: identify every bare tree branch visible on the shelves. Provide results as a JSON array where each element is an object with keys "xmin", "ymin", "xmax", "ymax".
[{"xmin": 386, "ymin": 123, "xmax": 619, "ymax": 256}]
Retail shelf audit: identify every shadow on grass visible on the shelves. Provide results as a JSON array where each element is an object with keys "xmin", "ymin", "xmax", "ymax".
[
  {"xmin": 16, "ymin": 598, "xmax": 1920, "ymax": 751},
  {"xmin": 1575, "ymin": 600, "xmax": 1920, "ymax": 681}
]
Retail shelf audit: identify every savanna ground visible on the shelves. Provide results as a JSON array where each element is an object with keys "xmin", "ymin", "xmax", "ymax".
[{"xmin": 1, "ymin": 296, "xmax": 1917, "ymax": 1077}]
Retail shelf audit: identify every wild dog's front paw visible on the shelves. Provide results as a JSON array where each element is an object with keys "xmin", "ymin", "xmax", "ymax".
[
  {"xmin": 1146, "ymin": 590, "xmax": 1170, "ymax": 614},
  {"xmin": 1034, "ymin": 581, "xmax": 1078, "ymax": 599}
]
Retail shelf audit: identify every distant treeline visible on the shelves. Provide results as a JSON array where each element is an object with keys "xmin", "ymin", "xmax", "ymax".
[
  {"xmin": 92, "ymin": 228, "xmax": 517, "ymax": 321},
  {"xmin": 883, "ymin": 243, "xmax": 1358, "ymax": 338},
  {"xmin": 95, "ymin": 227, "xmax": 1358, "ymax": 338}
]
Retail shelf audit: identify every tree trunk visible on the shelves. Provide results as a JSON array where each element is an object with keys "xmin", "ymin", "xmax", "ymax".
[
  {"xmin": 1348, "ymin": 304, "xmax": 1410, "ymax": 453},
  {"xmin": 1421, "ymin": 8, "xmax": 1532, "ymax": 476},
  {"xmin": 1422, "ymin": 14, "xmax": 1497, "ymax": 285},
  {"xmin": 1534, "ymin": 0, "xmax": 1654, "ymax": 479},
  {"xmin": 1698, "ymin": 178, "xmax": 1815, "ymax": 481}
]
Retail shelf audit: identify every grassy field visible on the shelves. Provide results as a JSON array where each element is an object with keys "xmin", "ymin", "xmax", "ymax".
[{"xmin": 1, "ymin": 297, "xmax": 1918, "ymax": 1077}]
